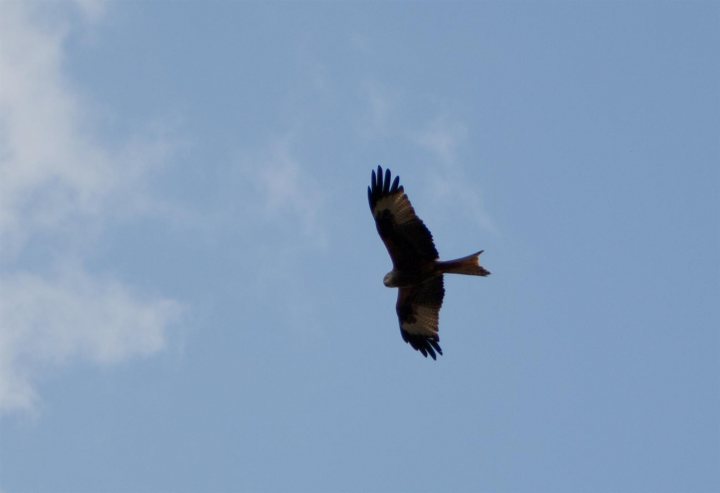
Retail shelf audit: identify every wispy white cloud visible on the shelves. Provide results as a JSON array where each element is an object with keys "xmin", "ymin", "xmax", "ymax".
[
  {"xmin": 0, "ymin": 1, "xmax": 183, "ymax": 415},
  {"xmin": 202, "ymin": 137, "xmax": 332, "ymax": 336},
  {"xmin": 234, "ymin": 137, "xmax": 328, "ymax": 248},
  {"xmin": 357, "ymin": 80, "xmax": 494, "ymax": 233},
  {"xmin": 0, "ymin": 2, "xmax": 178, "ymax": 257},
  {"xmin": 359, "ymin": 81, "xmax": 394, "ymax": 138},
  {"xmin": 413, "ymin": 116, "xmax": 468, "ymax": 168},
  {"xmin": 412, "ymin": 115, "xmax": 497, "ymax": 234},
  {"xmin": 0, "ymin": 268, "xmax": 182, "ymax": 414}
]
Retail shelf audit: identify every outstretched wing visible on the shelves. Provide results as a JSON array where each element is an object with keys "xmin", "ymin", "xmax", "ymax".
[
  {"xmin": 368, "ymin": 165, "xmax": 438, "ymax": 270},
  {"xmin": 396, "ymin": 276, "xmax": 445, "ymax": 359}
]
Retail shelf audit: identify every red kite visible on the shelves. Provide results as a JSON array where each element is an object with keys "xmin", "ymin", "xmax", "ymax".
[{"xmin": 368, "ymin": 166, "xmax": 490, "ymax": 359}]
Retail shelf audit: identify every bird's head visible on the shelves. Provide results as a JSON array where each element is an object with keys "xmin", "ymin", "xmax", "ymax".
[{"xmin": 383, "ymin": 271, "xmax": 398, "ymax": 287}]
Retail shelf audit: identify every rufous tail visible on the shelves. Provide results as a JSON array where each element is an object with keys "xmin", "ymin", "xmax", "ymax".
[{"xmin": 438, "ymin": 250, "xmax": 490, "ymax": 276}]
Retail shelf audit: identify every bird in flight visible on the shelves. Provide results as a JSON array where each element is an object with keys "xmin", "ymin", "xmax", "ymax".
[{"xmin": 368, "ymin": 166, "xmax": 490, "ymax": 359}]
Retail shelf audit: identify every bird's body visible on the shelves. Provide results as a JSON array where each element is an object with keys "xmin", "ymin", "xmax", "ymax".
[
  {"xmin": 368, "ymin": 166, "xmax": 490, "ymax": 359},
  {"xmin": 383, "ymin": 251, "xmax": 487, "ymax": 288},
  {"xmin": 382, "ymin": 265, "xmax": 432, "ymax": 288}
]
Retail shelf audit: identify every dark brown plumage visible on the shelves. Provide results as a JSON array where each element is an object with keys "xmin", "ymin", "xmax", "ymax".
[{"xmin": 368, "ymin": 165, "xmax": 490, "ymax": 359}]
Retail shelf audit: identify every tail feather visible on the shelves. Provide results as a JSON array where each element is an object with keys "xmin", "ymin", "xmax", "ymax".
[{"xmin": 438, "ymin": 250, "xmax": 490, "ymax": 277}]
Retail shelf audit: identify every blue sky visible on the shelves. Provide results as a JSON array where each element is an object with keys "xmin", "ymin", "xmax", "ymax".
[{"xmin": 1, "ymin": 1, "xmax": 718, "ymax": 492}]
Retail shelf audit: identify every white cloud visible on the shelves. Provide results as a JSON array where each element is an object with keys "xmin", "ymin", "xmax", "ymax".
[
  {"xmin": 413, "ymin": 116, "xmax": 496, "ymax": 234},
  {"xmin": 414, "ymin": 116, "xmax": 468, "ymax": 167},
  {"xmin": 358, "ymin": 80, "xmax": 495, "ymax": 235},
  {"xmin": 235, "ymin": 138, "xmax": 328, "ymax": 247},
  {"xmin": 361, "ymin": 82, "xmax": 393, "ymax": 138},
  {"xmin": 0, "ymin": 1, "xmax": 175, "ymax": 256},
  {"xmin": 0, "ymin": 1, "xmax": 183, "ymax": 415},
  {"xmin": 0, "ymin": 269, "xmax": 181, "ymax": 414}
]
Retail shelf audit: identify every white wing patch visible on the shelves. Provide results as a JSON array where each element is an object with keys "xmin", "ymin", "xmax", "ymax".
[
  {"xmin": 401, "ymin": 305, "xmax": 439, "ymax": 336},
  {"xmin": 375, "ymin": 193, "xmax": 416, "ymax": 225}
]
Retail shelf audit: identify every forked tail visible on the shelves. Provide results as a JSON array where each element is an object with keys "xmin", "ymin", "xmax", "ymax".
[{"xmin": 438, "ymin": 250, "xmax": 491, "ymax": 277}]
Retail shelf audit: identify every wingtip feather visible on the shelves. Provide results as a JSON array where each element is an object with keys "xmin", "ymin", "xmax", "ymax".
[
  {"xmin": 430, "ymin": 339, "xmax": 443, "ymax": 355},
  {"xmin": 383, "ymin": 168, "xmax": 391, "ymax": 193}
]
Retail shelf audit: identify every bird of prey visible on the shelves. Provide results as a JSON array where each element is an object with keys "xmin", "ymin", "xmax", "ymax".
[{"xmin": 368, "ymin": 166, "xmax": 490, "ymax": 359}]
